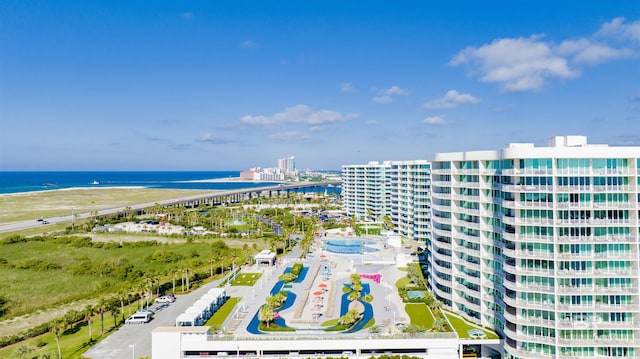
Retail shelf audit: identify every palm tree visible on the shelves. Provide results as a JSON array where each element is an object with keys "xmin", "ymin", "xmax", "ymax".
[
  {"xmin": 83, "ymin": 305, "xmax": 94, "ymax": 343},
  {"xmin": 97, "ymin": 298, "xmax": 107, "ymax": 336},
  {"xmin": 431, "ymin": 318, "xmax": 448, "ymax": 332},
  {"xmin": 50, "ymin": 318, "xmax": 67, "ymax": 359},
  {"xmin": 258, "ymin": 306, "xmax": 275, "ymax": 327}
]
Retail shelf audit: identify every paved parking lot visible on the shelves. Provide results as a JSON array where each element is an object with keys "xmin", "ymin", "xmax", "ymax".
[{"xmin": 84, "ymin": 278, "xmax": 225, "ymax": 359}]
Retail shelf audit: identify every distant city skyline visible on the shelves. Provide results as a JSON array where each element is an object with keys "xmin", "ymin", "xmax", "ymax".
[{"xmin": 1, "ymin": 1, "xmax": 639, "ymax": 171}]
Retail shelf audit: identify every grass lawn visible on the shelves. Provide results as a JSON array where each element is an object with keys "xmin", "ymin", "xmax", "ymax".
[
  {"xmin": 443, "ymin": 310, "xmax": 499, "ymax": 340},
  {"xmin": 230, "ymin": 273, "xmax": 262, "ymax": 286},
  {"xmin": 0, "ymin": 188, "xmax": 211, "ymax": 224},
  {"xmin": 405, "ymin": 303, "xmax": 435, "ymax": 328},
  {"xmin": 0, "ymin": 304, "xmax": 136, "ymax": 359},
  {"xmin": 204, "ymin": 297, "xmax": 241, "ymax": 328},
  {"xmin": 395, "ymin": 276, "xmax": 412, "ymax": 289}
]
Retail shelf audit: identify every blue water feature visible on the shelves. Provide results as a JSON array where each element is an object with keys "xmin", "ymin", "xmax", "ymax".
[
  {"xmin": 338, "ymin": 283, "xmax": 373, "ymax": 333},
  {"xmin": 325, "ymin": 239, "xmax": 378, "ymax": 254},
  {"xmin": 248, "ymin": 268, "xmax": 303, "ymax": 334}
]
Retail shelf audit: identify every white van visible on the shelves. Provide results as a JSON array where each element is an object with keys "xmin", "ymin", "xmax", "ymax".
[{"xmin": 125, "ymin": 312, "xmax": 151, "ymax": 324}]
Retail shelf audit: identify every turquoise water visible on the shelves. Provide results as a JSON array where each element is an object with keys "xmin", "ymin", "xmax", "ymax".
[
  {"xmin": 406, "ymin": 290, "xmax": 428, "ymax": 299},
  {"xmin": 325, "ymin": 239, "xmax": 378, "ymax": 254}
]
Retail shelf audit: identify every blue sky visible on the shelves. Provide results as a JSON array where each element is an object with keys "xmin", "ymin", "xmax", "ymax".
[{"xmin": 1, "ymin": 1, "xmax": 639, "ymax": 171}]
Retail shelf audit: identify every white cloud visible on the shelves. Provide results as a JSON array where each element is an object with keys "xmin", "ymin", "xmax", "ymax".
[
  {"xmin": 424, "ymin": 90, "xmax": 480, "ymax": 109},
  {"xmin": 382, "ymin": 86, "xmax": 410, "ymax": 96},
  {"xmin": 450, "ymin": 17, "xmax": 640, "ymax": 92},
  {"xmin": 340, "ymin": 82, "xmax": 357, "ymax": 93},
  {"xmin": 423, "ymin": 116, "xmax": 449, "ymax": 125},
  {"xmin": 372, "ymin": 95, "xmax": 393, "ymax": 104},
  {"xmin": 371, "ymin": 85, "xmax": 410, "ymax": 103},
  {"xmin": 598, "ymin": 17, "xmax": 640, "ymax": 42},
  {"xmin": 365, "ymin": 120, "xmax": 378, "ymax": 125},
  {"xmin": 450, "ymin": 36, "xmax": 578, "ymax": 92},
  {"xmin": 557, "ymin": 38, "xmax": 632, "ymax": 64},
  {"xmin": 240, "ymin": 104, "xmax": 358, "ymax": 126},
  {"xmin": 240, "ymin": 40, "xmax": 259, "ymax": 48}
]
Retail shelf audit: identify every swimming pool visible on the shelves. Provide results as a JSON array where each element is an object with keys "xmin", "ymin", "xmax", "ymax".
[
  {"xmin": 406, "ymin": 290, "xmax": 428, "ymax": 300},
  {"xmin": 325, "ymin": 239, "xmax": 378, "ymax": 254}
]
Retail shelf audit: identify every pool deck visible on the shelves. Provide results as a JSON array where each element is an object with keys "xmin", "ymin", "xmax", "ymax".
[{"xmin": 224, "ymin": 235, "xmax": 411, "ymax": 336}]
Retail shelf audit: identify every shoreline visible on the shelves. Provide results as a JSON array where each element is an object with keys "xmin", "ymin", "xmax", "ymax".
[{"xmin": 0, "ymin": 186, "xmax": 154, "ymax": 198}]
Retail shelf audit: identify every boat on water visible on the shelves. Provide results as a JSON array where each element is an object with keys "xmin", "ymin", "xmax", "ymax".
[{"xmin": 91, "ymin": 180, "xmax": 100, "ymax": 185}]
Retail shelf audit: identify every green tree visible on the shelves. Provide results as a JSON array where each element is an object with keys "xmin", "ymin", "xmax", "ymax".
[
  {"xmin": 83, "ymin": 305, "xmax": 94, "ymax": 343},
  {"xmin": 97, "ymin": 298, "xmax": 107, "ymax": 336},
  {"xmin": 50, "ymin": 318, "xmax": 67, "ymax": 359},
  {"xmin": 258, "ymin": 306, "xmax": 275, "ymax": 327}
]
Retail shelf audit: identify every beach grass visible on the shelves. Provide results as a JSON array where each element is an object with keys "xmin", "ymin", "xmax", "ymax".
[
  {"xmin": 0, "ymin": 188, "xmax": 211, "ymax": 224},
  {"xmin": 0, "ymin": 301, "xmax": 137, "ymax": 359}
]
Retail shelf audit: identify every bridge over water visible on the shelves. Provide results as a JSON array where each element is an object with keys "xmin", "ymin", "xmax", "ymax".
[{"xmin": 146, "ymin": 181, "xmax": 341, "ymax": 209}]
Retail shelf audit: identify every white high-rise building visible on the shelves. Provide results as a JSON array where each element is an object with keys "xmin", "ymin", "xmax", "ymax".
[
  {"xmin": 342, "ymin": 160, "xmax": 432, "ymax": 244},
  {"xmin": 342, "ymin": 136, "xmax": 640, "ymax": 359},
  {"xmin": 430, "ymin": 136, "xmax": 640, "ymax": 359},
  {"xmin": 342, "ymin": 161, "xmax": 392, "ymax": 220},
  {"xmin": 390, "ymin": 161, "xmax": 432, "ymax": 245}
]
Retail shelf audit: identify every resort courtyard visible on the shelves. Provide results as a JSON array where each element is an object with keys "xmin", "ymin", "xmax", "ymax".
[{"xmin": 153, "ymin": 233, "xmax": 501, "ymax": 358}]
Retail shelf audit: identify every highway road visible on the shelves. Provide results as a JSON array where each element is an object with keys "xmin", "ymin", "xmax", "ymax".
[{"xmin": 0, "ymin": 181, "xmax": 338, "ymax": 234}]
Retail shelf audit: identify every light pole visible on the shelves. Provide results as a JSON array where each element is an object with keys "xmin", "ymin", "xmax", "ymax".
[{"xmin": 129, "ymin": 344, "xmax": 135, "ymax": 359}]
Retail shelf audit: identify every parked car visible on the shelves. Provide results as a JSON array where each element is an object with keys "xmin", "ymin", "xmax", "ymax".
[
  {"xmin": 125, "ymin": 312, "xmax": 151, "ymax": 324},
  {"xmin": 136, "ymin": 308, "xmax": 155, "ymax": 315},
  {"xmin": 155, "ymin": 295, "xmax": 176, "ymax": 303}
]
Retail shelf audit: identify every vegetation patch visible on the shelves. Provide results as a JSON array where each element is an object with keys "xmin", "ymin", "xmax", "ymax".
[
  {"xmin": 443, "ymin": 310, "xmax": 500, "ymax": 340},
  {"xmin": 230, "ymin": 273, "xmax": 262, "ymax": 286},
  {"xmin": 204, "ymin": 297, "xmax": 241, "ymax": 330}
]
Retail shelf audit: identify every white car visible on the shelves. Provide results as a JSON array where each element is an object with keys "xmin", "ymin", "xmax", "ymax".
[{"xmin": 155, "ymin": 295, "xmax": 176, "ymax": 303}]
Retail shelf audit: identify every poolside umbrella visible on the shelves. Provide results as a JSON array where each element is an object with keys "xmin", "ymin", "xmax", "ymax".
[
  {"xmin": 319, "ymin": 254, "xmax": 326, "ymax": 259},
  {"xmin": 313, "ymin": 298, "xmax": 323, "ymax": 304},
  {"xmin": 318, "ymin": 283, "xmax": 327, "ymax": 288},
  {"xmin": 313, "ymin": 291, "xmax": 323, "ymax": 296}
]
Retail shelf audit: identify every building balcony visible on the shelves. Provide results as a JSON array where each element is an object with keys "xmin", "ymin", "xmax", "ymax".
[
  {"xmin": 505, "ymin": 346, "xmax": 553, "ymax": 359},
  {"xmin": 432, "ymin": 251, "xmax": 452, "ymax": 263},
  {"xmin": 503, "ymin": 248, "xmax": 554, "ymax": 259},
  {"xmin": 503, "ymin": 311, "xmax": 555, "ymax": 328},
  {"xmin": 432, "ymin": 227, "xmax": 452, "ymax": 238},
  {"xmin": 519, "ymin": 201, "xmax": 555, "ymax": 209},
  {"xmin": 503, "ymin": 326, "xmax": 555, "ymax": 345},
  {"xmin": 558, "ymin": 318, "xmax": 639, "ymax": 330},
  {"xmin": 503, "ymin": 296, "xmax": 554, "ymax": 311},
  {"xmin": 593, "ymin": 202, "xmax": 631, "ymax": 209},
  {"xmin": 433, "ymin": 273, "xmax": 452, "ymax": 288},
  {"xmin": 557, "ymin": 303, "xmax": 639, "ymax": 312},
  {"xmin": 431, "ymin": 180, "xmax": 451, "ymax": 187},
  {"xmin": 502, "ymin": 184, "xmax": 554, "ymax": 192},
  {"xmin": 557, "ymin": 286, "xmax": 638, "ymax": 294}
]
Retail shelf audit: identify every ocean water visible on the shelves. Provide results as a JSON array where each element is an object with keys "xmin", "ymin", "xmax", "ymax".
[{"xmin": 0, "ymin": 171, "xmax": 280, "ymax": 195}]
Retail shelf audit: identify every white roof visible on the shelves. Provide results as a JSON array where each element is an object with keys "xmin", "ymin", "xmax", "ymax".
[
  {"xmin": 175, "ymin": 313, "xmax": 197, "ymax": 324},
  {"xmin": 207, "ymin": 287, "xmax": 226, "ymax": 297},
  {"xmin": 185, "ymin": 306, "xmax": 205, "ymax": 316},
  {"xmin": 193, "ymin": 300, "xmax": 209, "ymax": 311}
]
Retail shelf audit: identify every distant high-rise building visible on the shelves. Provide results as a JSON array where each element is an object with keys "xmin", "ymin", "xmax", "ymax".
[{"xmin": 278, "ymin": 156, "xmax": 296, "ymax": 176}]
